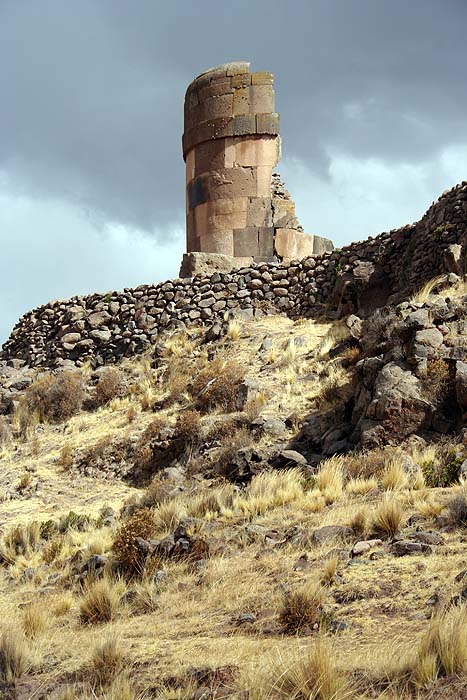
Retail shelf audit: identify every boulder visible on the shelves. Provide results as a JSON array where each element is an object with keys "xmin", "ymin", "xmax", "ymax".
[
  {"xmin": 392, "ymin": 540, "xmax": 433, "ymax": 556},
  {"xmin": 179, "ymin": 252, "xmax": 253, "ymax": 278},
  {"xmin": 311, "ymin": 525, "xmax": 353, "ymax": 545}
]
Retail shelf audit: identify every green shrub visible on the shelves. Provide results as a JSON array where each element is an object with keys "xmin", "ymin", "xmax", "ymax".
[
  {"xmin": 422, "ymin": 454, "xmax": 463, "ymax": 488},
  {"xmin": 59, "ymin": 511, "xmax": 91, "ymax": 533}
]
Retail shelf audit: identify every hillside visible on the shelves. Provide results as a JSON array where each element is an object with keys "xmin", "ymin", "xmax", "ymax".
[{"xmin": 2, "ymin": 277, "xmax": 467, "ymax": 699}]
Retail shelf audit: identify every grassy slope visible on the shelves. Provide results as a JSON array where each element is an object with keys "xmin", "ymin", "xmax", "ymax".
[{"xmin": 0, "ymin": 314, "xmax": 467, "ymax": 699}]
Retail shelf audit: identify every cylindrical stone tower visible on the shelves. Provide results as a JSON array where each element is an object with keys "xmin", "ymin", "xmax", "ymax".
[
  {"xmin": 182, "ymin": 62, "xmax": 333, "ymax": 268},
  {"xmin": 182, "ymin": 61, "xmax": 281, "ymax": 260}
]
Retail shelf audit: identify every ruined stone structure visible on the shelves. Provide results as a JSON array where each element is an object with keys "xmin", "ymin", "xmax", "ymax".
[
  {"xmin": 2, "ymin": 182, "xmax": 467, "ymax": 369},
  {"xmin": 182, "ymin": 62, "xmax": 332, "ymax": 266}
]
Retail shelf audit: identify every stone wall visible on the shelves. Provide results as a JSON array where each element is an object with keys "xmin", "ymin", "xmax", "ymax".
[{"xmin": 1, "ymin": 181, "xmax": 466, "ymax": 369}]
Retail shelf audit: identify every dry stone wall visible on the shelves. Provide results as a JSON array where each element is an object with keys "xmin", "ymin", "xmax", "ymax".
[{"xmin": 2, "ymin": 182, "xmax": 467, "ymax": 369}]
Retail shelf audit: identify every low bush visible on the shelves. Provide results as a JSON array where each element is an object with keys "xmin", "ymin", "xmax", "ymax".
[
  {"xmin": 95, "ymin": 368, "xmax": 127, "ymax": 407},
  {"xmin": 447, "ymin": 488, "xmax": 467, "ymax": 528},
  {"xmin": 59, "ymin": 511, "xmax": 91, "ymax": 533},
  {"xmin": 112, "ymin": 508, "xmax": 156, "ymax": 573},
  {"xmin": 192, "ymin": 357, "xmax": 245, "ymax": 412},
  {"xmin": 422, "ymin": 449, "xmax": 463, "ymax": 488},
  {"xmin": 421, "ymin": 358, "xmax": 452, "ymax": 406},
  {"xmin": 0, "ymin": 417, "xmax": 12, "ymax": 449},
  {"xmin": 20, "ymin": 370, "xmax": 85, "ymax": 424}
]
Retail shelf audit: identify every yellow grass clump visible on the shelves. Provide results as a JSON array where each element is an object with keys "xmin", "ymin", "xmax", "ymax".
[{"xmin": 315, "ymin": 457, "xmax": 344, "ymax": 504}]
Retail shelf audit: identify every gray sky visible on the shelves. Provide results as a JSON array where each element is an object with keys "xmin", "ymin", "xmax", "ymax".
[{"xmin": 1, "ymin": 0, "xmax": 467, "ymax": 343}]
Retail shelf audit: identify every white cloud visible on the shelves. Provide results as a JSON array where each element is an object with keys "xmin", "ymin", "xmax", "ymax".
[
  {"xmin": 280, "ymin": 144, "xmax": 467, "ymax": 246},
  {"xmin": 0, "ymin": 181, "xmax": 183, "ymax": 344}
]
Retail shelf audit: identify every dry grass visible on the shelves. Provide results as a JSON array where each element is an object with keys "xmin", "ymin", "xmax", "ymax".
[
  {"xmin": 409, "ymin": 275, "xmax": 446, "ymax": 304},
  {"xmin": 315, "ymin": 457, "xmax": 344, "ymax": 504},
  {"xmin": 227, "ymin": 319, "xmax": 241, "ymax": 341},
  {"xmin": 0, "ymin": 630, "xmax": 30, "ymax": 683},
  {"xmin": 381, "ymin": 458, "xmax": 409, "ymax": 491},
  {"xmin": 321, "ymin": 557, "xmax": 339, "ymax": 586},
  {"xmin": 279, "ymin": 581, "xmax": 327, "ymax": 633},
  {"xmin": 260, "ymin": 639, "xmax": 349, "ymax": 700},
  {"xmin": 230, "ymin": 469, "xmax": 304, "ymax": 519},
  {"xmin": 348, "ymin": 507, "xmax": 370, "ymax": 538},
  {"xmin": 346, "ymin": 477, "xmax": 378, "ymax": 496},
  {"xmin": 22, "ymin": 603, "xmax": 47, "ymax": 639},
  {"xmin": 79, "ymin": 578, "xmax": 124, "ymax": 625},
  {"xmin": 90, "ymin": 635, "xmax": 125, "ymax": 688},
  {"xmin": 4, "ymin": 313, "xmax": 467, "ymax": 697},
  {"xmin": 412, "ymin": 604, "xmax": 467, "ymax": 688},
  {"xmin": 59, "ymin": 442, "xmax": 74, "ymax": 470},
  {"xmin": 2, "ymin": 520, "xmax": 41, "ymax": 561},
  {"xmin": 371, "ymin": 497, "xmax": 404, "ymax": 538}
]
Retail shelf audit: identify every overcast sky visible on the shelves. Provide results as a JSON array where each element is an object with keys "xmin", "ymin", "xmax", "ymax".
[{"xmin": 1, "ymin": 0, "xmax": 467, "ymax": 344}]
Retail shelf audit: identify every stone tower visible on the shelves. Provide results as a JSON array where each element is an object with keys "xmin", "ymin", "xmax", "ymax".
[{"xmin": 182, "ymin": 61, "xmax": 332, "ymax": 266}]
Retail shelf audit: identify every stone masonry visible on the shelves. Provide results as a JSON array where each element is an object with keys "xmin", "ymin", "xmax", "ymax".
[
  {"xmin": 182, "ymin": 62, "xmax": 332, "ymax": 265},
  {"xmin": 2, "ymin": 182, "xmax": 466, "ymax": 370}
]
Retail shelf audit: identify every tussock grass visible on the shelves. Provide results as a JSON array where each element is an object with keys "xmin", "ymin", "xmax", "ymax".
[
  {"xmin": 79, "ymin": 578, "xmax": 124, "ymax": 625},
  {"xmin": 2, "ymin": 520, "xmax": 41, "ymax": 562},
  {"xmin": 53, "ymin": 594, "xmax": 74, "ymax": 617},
  {"xmin": 411, "ymin": 605, "xmax": 467, "ymax": 689},
  {"xmin": 227, "ymin": 319, "xmax": 241, "ymax": 341},
  {"xmin": 412, "ymin": 492, "xmax": 444, "ymax": 519},
  {"xmin": 90, "ymin": 635, "xmax": 125, "ymax": 688},
  {"xmin": 410, "ymin": 275, "xmax": 446, "ymax": 304},
  {"xmin": 231, "ymin": 470, "xmax": 304, "ymax": 518},
  {"xmin": 22, "ymin": 603, "xmax": 47, "ymax": 639},
  {"xmin": 154, "ymin": 500, "xmax": 188, "ymax": 533},
  {"xmin": 381, "ymin": 458, "xmax": 409, "ymax": 491},
  {"xmin": 279, "ymin": 581, "xmax": 327, "ymax": 633},
  {"xmin": 348, "ymin": 507, "xmax": 370, "ymax": 538},
  {"xmin": 321, "ymin": 557, "xmax": 339, "ymax": 586},
  {"xmin": 316, "ymin": 457, "xmax": 344, "ymax": 504},
  {"xmin": 372, "ymin": 497, "xmax": 404, "ymax": 538},
  {"xmin": 346, "ymin": 477, "xmax": 378, "ymax": 496},
  {"xmin": 0, "ymin": 630, "xmax": 30, "ymax": 683},
  {"xmin": 269, "ymin": 638, "xmax": 349, "ymax": 700}
]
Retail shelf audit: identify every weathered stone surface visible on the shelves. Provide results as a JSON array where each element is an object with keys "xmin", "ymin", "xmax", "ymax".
[
  {"xmin": 312, "ymin": 525, "xmax": 353, "ymax": 544},
  {"xmin": 183, "ymin": 63, "xmax": 331, "ymax": 265}
]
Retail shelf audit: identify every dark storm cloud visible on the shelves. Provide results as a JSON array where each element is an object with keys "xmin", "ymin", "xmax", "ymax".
[{"xmin": 1, "ymin": 0, "xmax": 466, "ymax": 236}]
